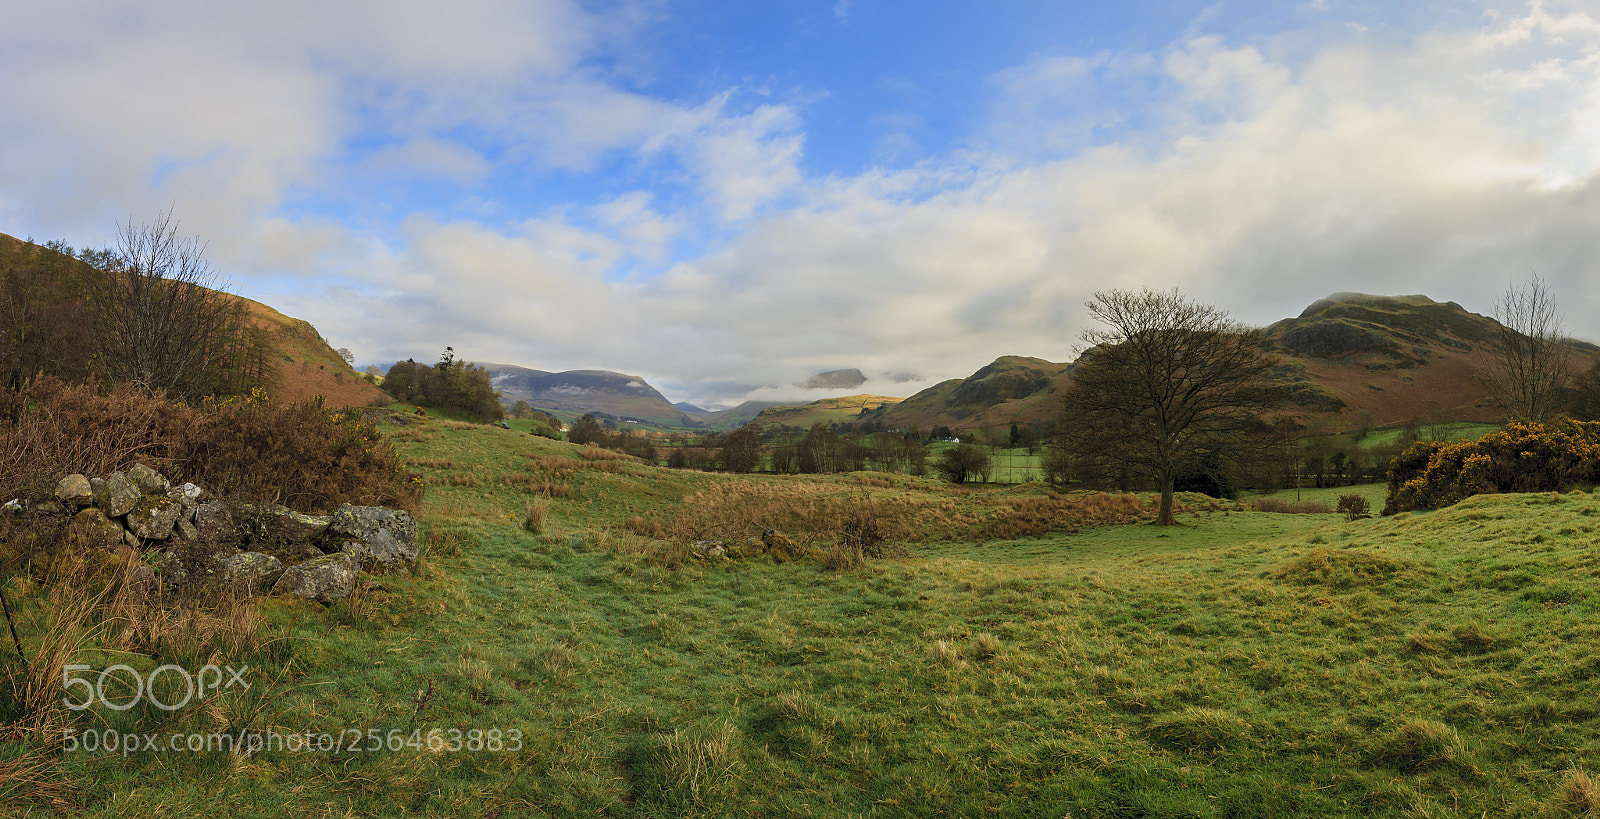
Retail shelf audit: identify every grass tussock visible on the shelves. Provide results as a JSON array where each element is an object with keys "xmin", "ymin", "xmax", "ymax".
[
  {"xmin": 577, "ymin": 445, "xmax": 632, "ymax": 462},
  {"xmin": 1550, "ymin": 769, "xmax": 1600, "ymax": 817},
  {"xmin": 1268, "ymin": 548, "xmax": 1418, "ymax": 589},
  {"xmin": 626, "ymin": 721, "xmax": 741, "ymax": 809},
  {"xmin": 980, "ymin": 492, "xmax": 1167, "ymax": 539},
  {"xmin": 1146, "ymin": 707, "xmax": 1252, "ymax": 754},
  {"xmin": 629, "ymin": 482, "xmax": 922, "ymax": 557},
  {"xmin": 1375, "ymin": 719, "xmax": 1470, "ymax": 773},
  {"xmin": 523, "ymin": 499, "xmax": 548, "ymax": 533},
  {"xmin": 1252, "ymin": 497, "xmax": 1333, "ymax": 514}
]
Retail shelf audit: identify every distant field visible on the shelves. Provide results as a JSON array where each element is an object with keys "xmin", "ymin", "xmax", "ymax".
[{"xmin": 27, "ymin": 416, "xmax": 1600, "ymax": 818}]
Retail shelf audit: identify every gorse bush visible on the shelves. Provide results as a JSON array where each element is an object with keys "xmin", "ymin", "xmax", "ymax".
[{"xmin": 1383, "ymin": 419, "xmax": 1600, "ymax": 514}]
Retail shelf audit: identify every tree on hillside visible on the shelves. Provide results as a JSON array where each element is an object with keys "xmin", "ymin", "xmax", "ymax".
[
  {"xmin": 797, "ymin": 423, "xmax": 837, "ymax": 474},
  {"xmin": 383, "ymin": 348, "xmax": 503, "ymax": 422},
  {"xmin": 1, "ymin": 240, "xmax": 94, "ymax": 389},
  {"xmin": 937, "ymin": 443, "xmax": 991, "ymax": 484},
  {"xmin": 568, "ymin": 413, "xmax": 605, "ymax": 446},
  {"xmin": 1485, "ymin": 274, "xmax": 1574, "ymax": 421},
  {"xmin": 1059, "ymin": 288, "xmax": 1283, "ymax": 526},
  {"xmin": 721, "ymin": 422, "xmax": 763, "ymax": 473},
  {"xmin": 89, "ymin": 209, "xmax": 264, "ymax": 399}
]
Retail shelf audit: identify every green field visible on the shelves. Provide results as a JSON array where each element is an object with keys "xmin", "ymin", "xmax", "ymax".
[{"xmin": 9, "ymin": 416, "xmax": 1600, "ymax": 817}]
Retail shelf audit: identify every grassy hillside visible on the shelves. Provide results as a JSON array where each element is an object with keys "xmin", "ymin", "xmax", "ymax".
[
  {"xmin": 752, "ymin": 394, "xmax": 905, "ymax": 429},
  {"xmin": 14, "ymin": 416, "xmax": 1600, "ymax": 817},
  {"xmin": 0, "ymin": 230, "xmax": 383, "ymax": 408}
]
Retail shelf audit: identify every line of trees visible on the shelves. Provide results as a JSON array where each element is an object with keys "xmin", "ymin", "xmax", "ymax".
[
  {"xmin": 383, "ymin": 347, "xmax": 504, "ymax": 423},
  {"xmin": 2, "ymin": 213, "xmax": 273, "ymax": 399}
]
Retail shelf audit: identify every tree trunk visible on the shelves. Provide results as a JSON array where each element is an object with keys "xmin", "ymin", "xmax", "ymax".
[{"xmin": 1157, "ymin": 473, "xmax": 1176, "ymax": 526}]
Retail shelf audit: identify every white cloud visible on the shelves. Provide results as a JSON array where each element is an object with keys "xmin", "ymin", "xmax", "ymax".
[{"xmin": 9, "ymin": 1, "xmax": 1600, "ymax": 409}]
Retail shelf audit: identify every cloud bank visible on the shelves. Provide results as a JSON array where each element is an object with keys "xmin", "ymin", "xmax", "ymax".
[{"xmin": 4, "ymin": 2, "xmax": 1600, "ymax": 407}]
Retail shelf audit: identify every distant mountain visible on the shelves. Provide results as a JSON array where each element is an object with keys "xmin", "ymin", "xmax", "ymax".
[
  {"xmin": 1261, "ymin": 292, "xmax": 1594, "ymax": 426},
  {"xmin": 799, "ymin": 368, "xmax": 867, "ymax": 389},
  {"xmin": 863, "ymin": 293, "xmax": 1600, "ymax": 435},
  {"xmin": 862, "ymin": 356, "xmax": 1069, "ymax": 432},
  {"xmin": 678, "ymin": 400, "xmax": 788, "ymax": 431},
  {"xmin": 483, "ymin": 364, "xmax": 692, "ymax": 425}
]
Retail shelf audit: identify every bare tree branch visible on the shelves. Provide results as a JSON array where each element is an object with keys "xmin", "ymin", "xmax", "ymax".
[
  {"xmin": 1484, "ymin": 274, "xmax": 1573, "ymax": 421},
  {"xmin": 88, "ymin": 208, "xmax": 261, "ymax": 400}
]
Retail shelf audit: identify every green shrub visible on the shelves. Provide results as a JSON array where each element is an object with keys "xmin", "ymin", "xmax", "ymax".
[{"xmin": 1336, "ymin": 494, "xmax": 1371, "ymax": 520}]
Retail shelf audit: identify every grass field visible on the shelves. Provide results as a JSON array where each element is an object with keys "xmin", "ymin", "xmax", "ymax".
[{"xmin": 9, "ymin": 416, "xmax": 1600, "ymax": 817}]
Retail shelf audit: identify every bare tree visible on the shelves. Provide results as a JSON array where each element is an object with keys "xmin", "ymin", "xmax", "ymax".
[
  {"xmin": 720, "ymin": 422, "xmax": 764, "ymax": 473},
  {"xmin": 1060, "ymin": 288, "xmax": 1282, "ymax": 525},
  {"xmin": 89, "ymin": 209, "xmax": 257, "ymax": 399},
  {"xmin": 1484, "ymin": 274, "xmax": 1574, "ymax": 421}
]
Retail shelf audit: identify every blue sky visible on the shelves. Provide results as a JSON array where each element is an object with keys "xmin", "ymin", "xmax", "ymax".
[{"xmin": 5, "ymin": 1, "xmax": 1600, "ymax": 407}]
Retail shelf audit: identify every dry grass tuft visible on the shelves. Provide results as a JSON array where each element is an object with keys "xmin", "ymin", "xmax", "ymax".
[
  {"xmin": 577, "ymin": 445, "xmax": 631, "ymax": 461},
  {"xmin": 524, "ymin": 499, "xmax": 548, "ymax": 532},
  {"xmin": 1377, "ymin": 719, "xmax": 1468, "ymax": 772},
  {"xmin": 1252, "ymin": 497, "xmax": 1333, "ymax": 514},
  {"xmin": 629, "ymin": 721, "xmax": 741, "ymax": 808},
  {"xmin": 981, "ymin": 492, "xmax": 1162, "ymax": 539},
  {"xmin": 635, "ymin": 482, "xmax": 926, "ymax": 557},
  {"xmin": 966, "ymin": 632, "xmax": 1001, "ymax": 661},
  {"xmin": 1550, "ymin": 769, "xmax": 1600, "ymax": 817},
  {"xmin": 1269, "ymin": 548, "xmax": 1417, "ymax": 589},
  {"xmin": 1146, "ymin": 707, "xmax": 1251, "ymax": 754},
  {"xmin": 535, "ymin": 480, "xmax": 573, "ymax": 499}
]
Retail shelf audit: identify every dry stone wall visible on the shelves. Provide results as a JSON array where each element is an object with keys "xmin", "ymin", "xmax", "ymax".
[{"xmin": 24, "ymin": 462, "xmax": 418, "ymax": 604}]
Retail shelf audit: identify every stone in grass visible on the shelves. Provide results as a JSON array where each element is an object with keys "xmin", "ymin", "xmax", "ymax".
[
  {"xmin": 273, "ymin": 553, "xmax": 360, "ymax": 604},
  {"xmin": 325, "ymin": 504, "xmax": 418, "ymax": 574},
  {"xmin": 55, "ymin": 474, "xmax": 95, "ymax": 507},
  {"xmin": 217, "ymin": 552, "xmax": 285, "ymax": 595},
  {"xmin": 103, "ymin": 471, "xmax": 142, "ymax": 518},
  {"xmin": 62, "ymin": 508, "xmax": 127, "ymax": 552},
  {"xmin": 126, "ymin": 463, "xmax": 170, "ymax": 496},
  {"xmin": 124, "ymin": 495, "xmax": 183, "ymax": 541}
]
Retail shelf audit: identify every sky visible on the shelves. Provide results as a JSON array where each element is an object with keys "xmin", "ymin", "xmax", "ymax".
[{"xmin": 5, "ymin": 1, "xmax": 1600, "ymax": 408}]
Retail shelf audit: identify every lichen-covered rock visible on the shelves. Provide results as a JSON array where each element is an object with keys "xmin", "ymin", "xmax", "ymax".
[
  {"xmin": 63, "ymin": 508, "xmax": 127, "ymax": 551},
  {"xmin": 273, "ymin": 553, "xmax": 360, "ymax": 603},
  {"xmin": 125, "ymin": 495, "xmax": 182, "ymax": 541},
  {"xmin": 166, "ymin": 483, "xmax": 204, "ymax": 518},
  {"xmin": 126, "ymin": 463, "xmax": 170, "ymax": 496},
  {"xmin": 218, "ymin": 552, "xmax": 285, "ymax": 594},
  {"xmin": 194, "ymin": 501, "xmax": 242, "ymax": 547},
  {"xmin": 55, "ymin": 474, "xmax": 94, "ymax": 507},
  {"xmin": 232, "ymin": 502, "xmax": 331, "ymax": 551},
  {"xmin": 325, "ymin": 504, "xmax": 417, "ymax": 574},
  {"xmin": 172, "ymin": 516, "xmax": 198, "ymax": 541},
  {"xmin": 103, "ymin": 471, "xmax": 141, "ymax": 517}
]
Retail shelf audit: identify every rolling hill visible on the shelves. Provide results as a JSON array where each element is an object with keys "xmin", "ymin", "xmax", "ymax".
[
  {"xmin": 751, "ymin": 394, "xmax": 906, "ymax": 429},
  {"xmin": 861, "ymin": 293, "xmax": 1599, "ymax": 435},
  {"xmin": 0, "ymin": 231, "xmax": 382, "ymax": 407}
]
